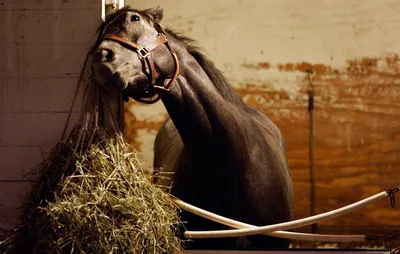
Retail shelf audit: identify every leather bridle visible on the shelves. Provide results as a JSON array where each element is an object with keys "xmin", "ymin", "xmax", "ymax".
[{"xmin": 99, "ymin": 23, "xmax": 179, "ymax": 104}]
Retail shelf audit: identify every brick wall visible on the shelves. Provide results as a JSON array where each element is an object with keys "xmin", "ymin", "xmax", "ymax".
[{"xmin": 0, "ymin": 0, "xmax": 102, "ymax": 237}]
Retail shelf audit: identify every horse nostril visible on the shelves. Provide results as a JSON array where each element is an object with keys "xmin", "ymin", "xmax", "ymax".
[{"xmin": 99, "ymin": 48, "xmax": 114, "ymax": 62}]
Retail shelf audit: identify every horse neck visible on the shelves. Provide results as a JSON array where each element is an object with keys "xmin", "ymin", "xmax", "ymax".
[{"xmin": 161, "ymin": 45, "xmax": 247, "ymax": 151}]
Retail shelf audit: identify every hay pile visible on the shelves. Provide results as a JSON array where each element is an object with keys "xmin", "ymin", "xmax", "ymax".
[{"xmin": 0, "ymin": 55, "xmax": 184, "ymax": 254}]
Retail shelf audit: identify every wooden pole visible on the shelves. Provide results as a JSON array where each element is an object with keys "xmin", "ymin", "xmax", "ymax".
[{"xmin": 306, "ymin": 70, "xmax": 317, "ymax": 236}]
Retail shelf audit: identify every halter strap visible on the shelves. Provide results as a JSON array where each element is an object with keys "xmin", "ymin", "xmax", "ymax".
[{"xmin": 100, "ymin": 23, "xmax": 179, "ymax": 104}]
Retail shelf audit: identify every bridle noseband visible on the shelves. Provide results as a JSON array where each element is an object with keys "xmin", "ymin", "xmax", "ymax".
[{"xmin": 100, "ymin": 23, "xmax": 179, "ymax": 104}]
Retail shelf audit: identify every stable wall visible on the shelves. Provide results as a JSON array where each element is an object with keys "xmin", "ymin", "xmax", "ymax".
[
  {"xmin": 0, "ymin": 0, "xmax": 101, "ymax": 237},
  {"xmin": 124, "ymin": 0, "xmax": 400, "ymax": 247}
]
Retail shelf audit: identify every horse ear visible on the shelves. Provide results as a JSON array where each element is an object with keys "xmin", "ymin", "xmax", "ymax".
[{"xmin": 145, "ymin": 6, "xmax": 163, "ymax": 22}]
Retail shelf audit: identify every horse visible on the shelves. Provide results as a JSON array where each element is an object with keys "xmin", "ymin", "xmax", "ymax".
[{"xmin": 91, "ymin": 6, "xmax": 293, "ymax": 250}]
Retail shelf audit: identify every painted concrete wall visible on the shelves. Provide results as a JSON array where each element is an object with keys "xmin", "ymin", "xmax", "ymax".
[
  {"xmin": 0, "ymin": 0, "xmax": 102, "ymax": 236},
  {"xmin": 124, "ymin": 0, "xmax": 400, "ymax": 246}
]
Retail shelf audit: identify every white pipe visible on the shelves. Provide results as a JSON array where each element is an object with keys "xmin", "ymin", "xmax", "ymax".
[
  {"xmin": 176, "ymin": 190, "xmax": 389, "ymax": 239},
  {"xmin": 172, "ymin": 198, "xmax": 365, "ymax": 242},
  {"xmin": 102, "ymin": 0, "xmax": 124, "ymax": 21}
]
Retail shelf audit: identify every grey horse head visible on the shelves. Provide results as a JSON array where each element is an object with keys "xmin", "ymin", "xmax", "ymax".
[{"xmin": 91, "ymin": 7, "xmax": 177, "ymax": 100}]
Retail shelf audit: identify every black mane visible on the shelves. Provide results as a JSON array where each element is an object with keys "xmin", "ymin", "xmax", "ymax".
[{"xmin": 165, "ymin": 29, "xmax": 244, "ymax": 105}]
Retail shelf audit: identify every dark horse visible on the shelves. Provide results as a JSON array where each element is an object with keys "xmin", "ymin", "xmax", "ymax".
[{"xmin": 91, "ymin": 7, "xmax": 293, "ymax": 250}]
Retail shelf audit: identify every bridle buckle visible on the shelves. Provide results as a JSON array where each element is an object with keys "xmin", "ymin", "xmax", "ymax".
[{"xmin": 138, "ymin": 46, "xmax": 149, "ymax": 59}]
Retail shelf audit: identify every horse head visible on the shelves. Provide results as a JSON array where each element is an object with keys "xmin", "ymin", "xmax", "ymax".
[{"xmin": 91, "ymin": 7, "xmax": 179, "ymax": 103}]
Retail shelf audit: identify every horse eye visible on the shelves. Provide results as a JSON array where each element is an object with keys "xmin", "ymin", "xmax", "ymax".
[{"xmin": 130, "ymin": 15, "xmax": 140, "ymax": 22}]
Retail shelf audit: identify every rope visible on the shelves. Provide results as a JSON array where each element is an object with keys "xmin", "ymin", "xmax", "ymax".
[
  {"xmin": 172, "ymin": 197, "xmax": 365, "ymax": 242},
  {"xmin": 180, "ymin": 187, "xmax": 398, "ymax": 239},
  {"xmin": 388, "ymin": 186, "xmax": 399, "ymax": 208},
  {"xmin": 61, "ymin": 52, "xmax": 93, "ymax": 141},
  {"xmin": 392, "ymin": 247, "xmax": 400, "ymax": 254},
  {"xmin": 99, "ymin": 89, "xmax": 120, "ymax": 133}
]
